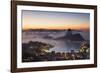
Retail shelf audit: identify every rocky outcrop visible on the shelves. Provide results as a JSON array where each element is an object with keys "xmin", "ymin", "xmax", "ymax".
[{"xmin": 55, "ymin": 29, "xmax": 85, "ymax": 41}]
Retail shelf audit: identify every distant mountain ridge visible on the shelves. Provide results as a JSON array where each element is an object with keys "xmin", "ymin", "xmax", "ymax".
[{"xmin": 22, "ymin": 29, "xmax": 87, "ymax": 32}]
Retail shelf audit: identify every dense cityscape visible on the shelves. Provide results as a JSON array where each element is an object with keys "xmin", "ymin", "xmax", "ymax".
[{"xmin": 22, "ymin": 40, "xmax": 90, "ymax": 62}]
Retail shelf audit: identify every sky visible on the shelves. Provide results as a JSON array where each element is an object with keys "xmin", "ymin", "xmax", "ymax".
[{"xmin": 22, "ymin": 10, "xmax": 90, "ymax": 30}]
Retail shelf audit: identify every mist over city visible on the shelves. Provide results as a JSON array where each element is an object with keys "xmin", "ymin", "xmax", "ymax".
[{"xmin": 22, "ymin": 10, "xmax": 90, "ymax": 62}]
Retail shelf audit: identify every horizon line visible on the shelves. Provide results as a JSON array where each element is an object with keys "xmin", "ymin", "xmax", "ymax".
[{"xmin": 22, "ymin": 28, "xmax": 89, "ymax": 31}]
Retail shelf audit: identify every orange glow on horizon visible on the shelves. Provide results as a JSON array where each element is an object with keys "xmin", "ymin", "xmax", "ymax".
[{"xmin": 22, "ymin": 24, "xmax": 89, "ymax": 30}]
